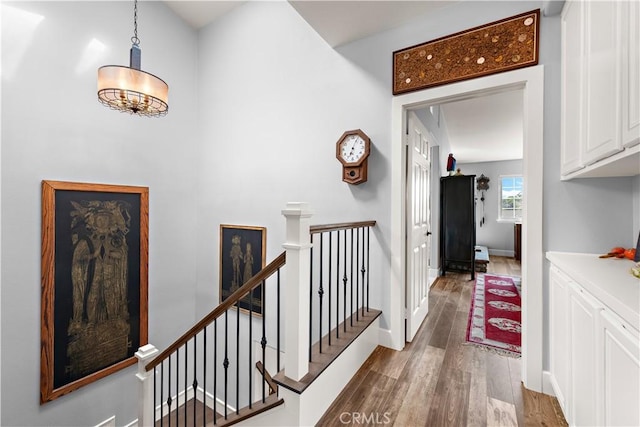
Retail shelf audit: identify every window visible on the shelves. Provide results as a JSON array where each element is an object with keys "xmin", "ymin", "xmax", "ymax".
[{"xmin": 499, "ymin": 175, "xmax": 523, "ymax": 221}]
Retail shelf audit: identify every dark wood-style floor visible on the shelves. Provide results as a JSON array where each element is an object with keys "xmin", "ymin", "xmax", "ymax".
[{"xmin": 317, "ymin": 256, "xmax": 568, "ymax": 427}]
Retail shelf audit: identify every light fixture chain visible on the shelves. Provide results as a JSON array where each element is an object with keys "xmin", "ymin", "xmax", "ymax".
[{"xmin": 131, "ymin": 0, "xmax": 140, "ymax": 46}]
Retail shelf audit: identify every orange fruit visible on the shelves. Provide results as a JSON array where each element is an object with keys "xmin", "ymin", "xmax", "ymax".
[{"xmin": 624, "ymin": 248, "xmax": 636, "ymax": 260}]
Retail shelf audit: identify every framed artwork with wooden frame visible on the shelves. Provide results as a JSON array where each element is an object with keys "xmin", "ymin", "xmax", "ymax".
[
  {"xmin": 219, "ymin": 224, "xmax": 266, "ymax": 316},
  {"xmin": 40, "ymin": 180, "xmax": 149, "ymax": 403},
  {"xmin": 393, "ymin": 9, "xmax": 540, "ymax": 95}
]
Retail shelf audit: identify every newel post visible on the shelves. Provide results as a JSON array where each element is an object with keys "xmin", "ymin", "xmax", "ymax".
[
  {"xmin": 136, "ymin": 344, "xmax": 159, "ymax": 427},
  {"xmin": 282, "ymin": 202, "xmax": 313, "ymax": 381}
]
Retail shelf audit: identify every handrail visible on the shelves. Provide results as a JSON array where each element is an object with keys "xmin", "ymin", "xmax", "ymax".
[
  {"xmin": 255, "ymin": 361, "xmax": 277, "ymax": 395},
  {"xmin": 309, "ymin": 220, "xmax": 376, "ymax": 234},
  {"xmin": 145, "ymin": 251, "xmax": 287, "ymax": 372}
]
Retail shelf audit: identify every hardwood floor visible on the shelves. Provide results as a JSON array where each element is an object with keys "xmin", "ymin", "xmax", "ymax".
[{"xmin": 316, "ymin": 256, "xmax": 567, "ymax": 427}]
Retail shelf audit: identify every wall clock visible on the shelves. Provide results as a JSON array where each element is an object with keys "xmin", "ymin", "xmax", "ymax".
[{"xmin": 336, "ymin": 129, "xmax": 371, "ymax": 185}]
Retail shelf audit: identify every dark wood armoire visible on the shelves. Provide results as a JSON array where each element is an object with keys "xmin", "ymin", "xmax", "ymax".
[{"xmin": 440, "ymin": 175, "xmax": 476, "ymax": 280}]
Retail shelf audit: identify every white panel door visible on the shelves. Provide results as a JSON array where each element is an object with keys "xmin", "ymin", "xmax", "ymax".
[
  {"xmin": 583, "ymin": 0, "xmax": 623, "ymax": 164},
  {"xmin": 568, "ymin": 282, "xmax": 603, "ymax": 427},
  {"xmin": 405, "ymin": 112, "xmax": 431, "ymax": 342},
  {"xmin": 598, "ymin": 310, "xmax": 640, "ymax": 427}
]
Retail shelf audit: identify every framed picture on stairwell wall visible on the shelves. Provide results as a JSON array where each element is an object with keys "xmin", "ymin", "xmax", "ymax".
[
  {"xmin": 219, "ymin": 224, "xmax": 266, "ymax": 316},
  {"xmin": 40, "ymin": 180, "xmax": 149, "ymax": 404}
]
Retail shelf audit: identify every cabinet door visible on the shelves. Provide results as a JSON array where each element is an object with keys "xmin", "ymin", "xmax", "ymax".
[
  {"xmin": 568, "ymin": 282, "xmax": 603, "ymax": 426},
  {"xmin": 440, "ymin": 176, "xmax": 475, "ymax": 278},
  {"xmin": 598, "ymin": 310, "xmax": 640, "ymax": 426},
  {"xmin": 583, "ymin": 0, "xmax": 623, "ymax": 165},
  {"xmin": 621, "ymin": 0, "xmax": 640, "ymax": 148},
  {"xmin": 561, "ymin": 0, "xmax": 585, "ymax": 174},
  {"xmin": 549, "ymin": 266, "xmax": 571, "ymax": 418}
]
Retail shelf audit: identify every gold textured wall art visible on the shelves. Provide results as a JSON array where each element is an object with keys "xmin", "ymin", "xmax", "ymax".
[
  {"xmin": 41, "ymin": 180, "xmax": 148, "ymax": 403},
  {"xmin": 393, "ymin": 10, "xmax": 539, "ymax": 95}
]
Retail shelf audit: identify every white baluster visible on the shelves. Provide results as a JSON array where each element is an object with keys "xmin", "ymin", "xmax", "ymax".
[{"xmin": 136, "ymin": 344, "xmax": 159, "ymax": 427}]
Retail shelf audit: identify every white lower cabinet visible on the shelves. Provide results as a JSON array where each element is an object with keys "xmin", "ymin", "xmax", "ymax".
[
  {"xmin": 598, "ymin": 310, "xmax": 640, "ymax": 426},
  {"xmin": 549, "ymin": 266, "xmax": 570, "ymax": 415},
  {"xmin": 549, "ymin": 263, "xmax": 640, "ymax": 427},
  {"xmin": 568, "ymin": 282, "xmax": 602, "ymax": 426}
]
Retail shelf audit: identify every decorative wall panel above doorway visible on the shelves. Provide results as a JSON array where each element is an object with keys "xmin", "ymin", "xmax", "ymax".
[{"xmin": 393, "ymin": 9, "xmax": 539, "ymax": 95}]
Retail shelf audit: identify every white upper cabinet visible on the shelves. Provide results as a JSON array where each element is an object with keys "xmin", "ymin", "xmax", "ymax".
[
  {"xmin": 561, "ymin": 0, "xmax": 640, "ymax": 179},
  {"xmin": 583, "ymin": 1, "xmax": 622, "ymax": 165},
  {"xmin": 621, "ymin": 0, "xmax": 640, "ymax": 148},
  {"xmin": 560, "ymin": 0, "xmax": 584, "ymax": 175}
]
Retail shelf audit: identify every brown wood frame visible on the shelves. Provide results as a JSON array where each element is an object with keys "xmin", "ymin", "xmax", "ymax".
[
  {"xmin": 393, "ymin": 9, "xmax": 540, "ymax": 95},
  {"xmin": 41, "ymin": 180, "xmax": 148, "ymax": 403},
  {"xmin": 219, "ymin": 224, "xmax": 266, "ymax": 316}
]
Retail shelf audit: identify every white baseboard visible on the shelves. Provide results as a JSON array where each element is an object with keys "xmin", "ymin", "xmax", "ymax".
[
  {"xmin": 428, "ymin": 268, "xmax": 439, "ymax": 287},
  {"xmin": 488, "ymin": 249, "xmax": 515, "ymax": 258},
  {"xmin": 377, "ymin": 327, "xmax": 397, "ymax": 350},
  {"xmin": 127, "ymin": 384, "xmax": 234, "ymax": 427},
  {"xmin": 542, "ymin": 370, "xmax": 555, "ymax": 396},
  {"xmin": 195, "ymin": 386, "xmax": 235, "ymax": 416},
  {"xmin": 378, "ymin": 328, "xmax": 404, "ymax": 351}
]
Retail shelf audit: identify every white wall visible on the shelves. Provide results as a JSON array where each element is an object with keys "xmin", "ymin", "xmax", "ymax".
[
  {"xmin": 458, "ymin": 159, "xmax": 524, "ymax": 255},
  {"xmin": 539, "ymin": 15, "xmax": 634, "ymax": 254},
  {"xmin": 1, "ymin": 2, "xmax": 198, "ymax": 425},
  {"xmin": 2, "ymin": 1, "xmax": 639, "ymax": 425},
  {"xmin": 334, "ymin": 0, "xmax": 636, "ymax": 372},
  {"xmin": 195, "ymin": 1, "xmax": 390, "ymax": 326}
]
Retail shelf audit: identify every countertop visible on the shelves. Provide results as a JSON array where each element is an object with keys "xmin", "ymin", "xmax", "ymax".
[{"xmin": 546, "ymin": 251, "xmax": 640, "ymax": 331}]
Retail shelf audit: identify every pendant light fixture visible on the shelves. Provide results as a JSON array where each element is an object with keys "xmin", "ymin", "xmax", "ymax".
[{"xmin": 97, "ymin": 0, "xmax": 168, "ymax": 117}]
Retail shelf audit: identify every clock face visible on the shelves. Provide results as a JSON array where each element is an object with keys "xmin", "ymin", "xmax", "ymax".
[{"xmin": 340, "ymin": 134, "xmax": 366, "ymax": 164}]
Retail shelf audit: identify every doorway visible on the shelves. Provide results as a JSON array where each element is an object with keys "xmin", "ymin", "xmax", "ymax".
[{"xmin": 388, "ymin": 66, "xmax": 544, "ymax": 392}]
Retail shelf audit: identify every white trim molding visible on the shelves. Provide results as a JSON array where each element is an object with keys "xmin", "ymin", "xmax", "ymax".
[{"xmin": 391, "ymin": 65, "xmax": 545, "ymax": 392}]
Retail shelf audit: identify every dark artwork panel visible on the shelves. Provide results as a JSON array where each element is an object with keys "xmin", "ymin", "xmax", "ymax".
[
  {"xmin": 219, "ymin": 225, "xmax": 266, "ymax": 315},
  {"xmin": 53, "ymin": 191, "xmax": 141, "ymax": 389}
]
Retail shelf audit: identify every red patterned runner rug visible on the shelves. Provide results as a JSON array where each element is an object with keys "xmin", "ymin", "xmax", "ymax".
[{"xmin": 465, "ymin": 273, "xmax": 522, "ymax": 357}]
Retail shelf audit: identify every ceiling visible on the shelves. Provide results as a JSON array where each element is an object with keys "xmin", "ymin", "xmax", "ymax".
[
  {"xmin": 164, "ymin": 1, "xmax": 242, "ymax": 31},
  {"xmin": 287, "ymin": 1, "xmax": 455, "ymax": 47},
  {"xmin": 164, "ymin": 0, "xmax": 525, "ymax": 164},
  {"xmin": 437, "ymin": 90, "xmax": 523, "ymax": 164},
  {"xmin": 164, "ymin": 1, "xmax": 456, "ymax": 46}
]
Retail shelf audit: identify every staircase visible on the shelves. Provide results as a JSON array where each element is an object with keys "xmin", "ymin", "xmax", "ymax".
[{"xmin": 134, "ymin": 203, "xmax": 380, "ymax": 426}]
